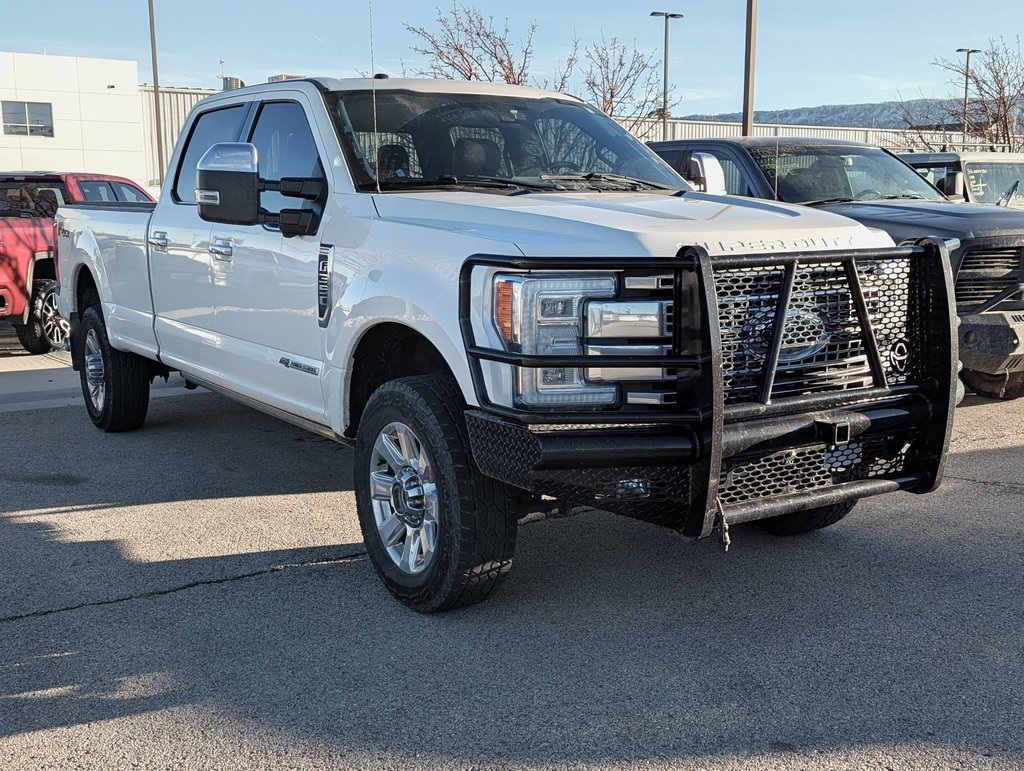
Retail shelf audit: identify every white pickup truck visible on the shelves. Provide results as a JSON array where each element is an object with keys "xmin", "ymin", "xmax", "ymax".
[{"xmin": 56, "ymin": 78, "xmax": 957, "ymax": 612}]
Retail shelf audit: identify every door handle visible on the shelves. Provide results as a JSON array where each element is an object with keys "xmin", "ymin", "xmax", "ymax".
[
  {"xmin": 148, "ymin": 231, "xmax": 168, "ymax": 251},
  {"xmin": 209, "ymin": 239, "xmax": 233, "ymax": 260}
]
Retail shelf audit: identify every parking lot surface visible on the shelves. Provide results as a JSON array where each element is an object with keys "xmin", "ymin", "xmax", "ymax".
[{"xmin": 1, "ymin": 321, "xmax": 1022, "ymax": 770}]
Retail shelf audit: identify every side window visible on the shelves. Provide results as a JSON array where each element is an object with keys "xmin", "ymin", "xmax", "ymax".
[
  {"xmin": 655, "ymin": 148, "xmax": 683, "ymax": 172},
  {"xmin": 78, "ymin": 180, "xmax": 117, "ymax": 202},
  {"xmin": 173, "ymin": 105, "xmax": 246, "ymax": 204},
  {"xmin": 693, "ymin": 149, "xmax": 752, "ymax": 196},
  {"xmin": 114, "ymin": 182, "xmax": 151, "ymax": 203},
  {"xmin": 248, "ymin": 101, "xmax": 325, "ymax": 217},
  {"xmin": 911, "ymin": 163, "xmax": 944, "ymax": 186}
]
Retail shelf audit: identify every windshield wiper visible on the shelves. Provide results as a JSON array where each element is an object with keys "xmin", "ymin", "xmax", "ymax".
[
  {"xmin": 538, "ymin": 173, "xmax": 674, "ymax": 191},
  {"xmin": 804, "ymin": 197, "xmax": 855, "ymax": 205},
  {"xmin": 377, "ymin": 175, "xmax": 554, "ymax": 193},
  {"xmin": 997, "ymin": 180, "xmax": 1021, "ymax": 207},
  {"xmin": 878, "ymin": 193, "xmax": 928, "ymax": 200}
]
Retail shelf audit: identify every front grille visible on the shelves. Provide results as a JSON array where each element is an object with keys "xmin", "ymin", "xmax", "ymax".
[
  {"xmin": 718, "ymin": 435, "xmax": 910, "ymax": 506},
  {"xmin": 714, "ymin": 259, "xmax": 912, "ymax": 404},
  {"xmin": 955, "ymin": 246, "xmax": 1024, "ymax": 308}
]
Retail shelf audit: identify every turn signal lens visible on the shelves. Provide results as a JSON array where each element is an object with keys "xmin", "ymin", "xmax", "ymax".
[{"xmin": 494, "ymin": 279, "xmax": 516, "ymax": 344}]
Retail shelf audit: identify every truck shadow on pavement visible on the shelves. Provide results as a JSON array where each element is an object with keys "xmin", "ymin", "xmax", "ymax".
[{"xmin": 1, "ymin": 393, "xmax": 1022, "ymax": 765}]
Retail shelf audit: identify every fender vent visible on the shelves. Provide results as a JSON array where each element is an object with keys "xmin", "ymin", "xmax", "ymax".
[{"xmin": 318, "ymin": 244, "xmax": 334, "ymax": 327}]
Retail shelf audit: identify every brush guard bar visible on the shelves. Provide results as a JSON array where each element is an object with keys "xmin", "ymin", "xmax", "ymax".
[{"xmin": 458, "ymin": 239, "xmax": 957, "ymax": 538}]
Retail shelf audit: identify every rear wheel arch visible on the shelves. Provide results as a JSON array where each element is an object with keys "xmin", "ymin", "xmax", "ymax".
[
  {"xmin": 15, "ymin": 254, "xmax": 54, "ymax": 324},
  {"xmin": 74, "ymin": 266, "xmax": 101, "ymax": 315},
  {"xmin": 31, "ymin": 254, "xmax": 56, "ymax": 282}
]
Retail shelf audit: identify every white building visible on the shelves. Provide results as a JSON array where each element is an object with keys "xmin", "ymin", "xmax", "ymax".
[
  {"xmin": 0, "ymin": 51, "xmax": 148, "ymax": 182},
  {"xmin": 1, "ymin": 51, "xmax": 215, "ymax": 192}
]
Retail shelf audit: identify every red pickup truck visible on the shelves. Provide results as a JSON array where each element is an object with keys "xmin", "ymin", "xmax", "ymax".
[{"xmin": 0, "ymin": 172, "xmax": 153, "ymax": 353}]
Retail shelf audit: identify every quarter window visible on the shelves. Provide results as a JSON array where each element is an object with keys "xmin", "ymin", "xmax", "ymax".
[
  {"xmin": 114, "ymin": 182, "xmax": 151, "ymax": 202},
  {"xmin": 2, "ymin": 101, "xmax": 54, "ymax": 137},
  {"xmin": 78, "ymin": 180, "xmax": 118, "ymax": 202}
]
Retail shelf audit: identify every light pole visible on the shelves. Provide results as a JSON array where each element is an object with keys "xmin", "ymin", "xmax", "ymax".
[
  {"xmin": 742, "ymin": 0, "xmax": 758, "ymax": 136},
  {"xmin": 957, "ymin": 47, "xmax": 981, "ymax": 147},
  {"xmin": 148, "ymin": 0, "xmax": 165, "ymax": 185},
  {"xmin": 650, "ymin": 11, "xmax": 683, "ymax": 140}
]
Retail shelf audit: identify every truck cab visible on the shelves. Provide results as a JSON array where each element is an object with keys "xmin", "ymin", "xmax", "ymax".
[{"xmin": 901, "ymin": 150, "xmax": 1024, "ymax": 209}]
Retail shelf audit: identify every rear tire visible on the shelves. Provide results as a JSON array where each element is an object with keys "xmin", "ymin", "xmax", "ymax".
[
  {"xmin": 354, "ymin": 375, "xmax": 517, "ymax": 613},
  {"xmin": 37, "ymin": 280, "xmax": 69, "ymax": 350},
  {"xmin": 77, "ymin": 306, "xmax": 150, "ymax": 432},
  {"xmin": 757, "ymin": 499, "xmax": 856, "ymax": 536},
  {"xmin": 13, "ymin": 280, "xmax": 65, "ymax": 354},
  {"xmin": 963, "ymin": 369, "xmax": 1024, "ymax": 400}
]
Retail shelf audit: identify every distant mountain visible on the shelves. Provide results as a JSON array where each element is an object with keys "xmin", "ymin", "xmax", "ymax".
[{"xmin": 681, "ymin": 98, "xmax": 956, "ymax": 129}]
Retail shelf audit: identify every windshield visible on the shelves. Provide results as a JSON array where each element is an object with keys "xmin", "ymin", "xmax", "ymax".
[
  {"xmin": 746, "ymin": 144, "xmax": 944, "ymax": 205},
  {"xmin": 329, "ymin": 89, "xmax": 686, "ymax": 193},
  {"xmin": 964, "ymin": 160, "xmax": 1024, "ymax": 206}
]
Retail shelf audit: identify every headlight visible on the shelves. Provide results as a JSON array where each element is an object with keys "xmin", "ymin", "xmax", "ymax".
[{"xmin": 493, "ymin": 274, "xmax": 618, "ymax": 407}]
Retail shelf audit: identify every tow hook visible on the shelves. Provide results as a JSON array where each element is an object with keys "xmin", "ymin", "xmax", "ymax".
[{"xmin": 714, "ymin": 497, "xmax": 731, "ymax": 553}]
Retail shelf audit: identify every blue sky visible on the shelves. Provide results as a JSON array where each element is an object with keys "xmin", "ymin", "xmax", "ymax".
[{"xmin": 1, "ymin": 0, "xmax": 1020, "ymax": 115}]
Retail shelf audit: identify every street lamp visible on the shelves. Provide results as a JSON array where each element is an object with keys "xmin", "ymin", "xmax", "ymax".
[
  {"xmin": 957, "ymin": 47, "xmax": 981, "ymax": 147},
  {"xmin": 650, "ymin": 11, "xmax": 683, "ymax": 140}
]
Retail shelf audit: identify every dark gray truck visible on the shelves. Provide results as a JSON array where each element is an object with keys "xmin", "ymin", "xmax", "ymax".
[{"xmin": 650, "ymin": 137, "xmax": 1024, "ymax": 399}]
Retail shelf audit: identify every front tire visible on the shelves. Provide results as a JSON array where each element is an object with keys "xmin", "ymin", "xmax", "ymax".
[
  {"xmin": 354, "ymin": 375, "xmax": 517, "ymax": 613},
  {"xmin": 963, "ymin": 369, "xmax": 1024, "ymax": 400},
  {"xmin": 757, "ymin": 499, "xmax": 856, "ymax": 536},
  {"xmin": 76, "ymin": 306, "xmax": 150, "ymax": 432}
]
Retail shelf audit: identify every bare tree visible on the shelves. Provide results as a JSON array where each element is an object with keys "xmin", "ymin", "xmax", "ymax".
[
  {"xmin": 405, "ymin": 2, "xmax": 536, "ymax": 84},
  {"xmin": 580, "ymin": 33, "xmax": 664, "ymax": 137},
  {"xmin": 892, "ymin": 94, "xmax": 959, "ymax": 151},
  {"xmin": 405, "ymin": 5, "xmax": 665, "ymax": 136},
  {"xmin": 540, "ymin": 39, "xmax": 580, "ymax": 94},
  {"xmin": 899, "ymin": 37, "xmax": 1024, "ymax": 151},
  {"xmin": 954, "ymin": 38, "xmax": 1024, "ymax": 150}
]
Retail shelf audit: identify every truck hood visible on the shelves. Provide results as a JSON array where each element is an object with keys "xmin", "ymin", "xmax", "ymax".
[
  {"xmin": 815, "ymin": 198, "xmax": 1024, "ymax": 242},
  {"xmin": 371, "ymin": 190, "xmax": 893, "ymax": 257}
]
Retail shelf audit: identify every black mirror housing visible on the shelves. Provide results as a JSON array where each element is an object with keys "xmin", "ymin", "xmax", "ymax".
[
  {"xmin": 277, "ymin": 209, "xmax": 316, "ymax": 238},
  {"xmin": 196, "ymin": 143, "xmax": 260, "ymax": 225},
  {"xmin": 278, "ymin": 177, "xmax": 325, "ymax": 200}
]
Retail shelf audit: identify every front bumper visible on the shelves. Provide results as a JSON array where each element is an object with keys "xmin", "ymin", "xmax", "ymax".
[
  {"xmin": 460, "ymin": 240, "xmax": 957, "ymax": 538},
  {"xmin": 959, "ymin": 312, "xmax": 1024, "ymax": 374},
  {"xmin": 467, "ymin": 394, "xmax": 935, "ymax": 536}
]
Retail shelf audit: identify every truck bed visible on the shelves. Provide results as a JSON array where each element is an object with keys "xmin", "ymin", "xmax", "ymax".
[{"xmin": 55, "ymin": 203, "xmax": 158, "ymax": 358}]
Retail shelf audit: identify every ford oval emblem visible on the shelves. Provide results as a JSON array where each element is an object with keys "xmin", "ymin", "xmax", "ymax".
[{"xmin": 743, "ymin": 305, "xmax": 830, "ymax": 363}]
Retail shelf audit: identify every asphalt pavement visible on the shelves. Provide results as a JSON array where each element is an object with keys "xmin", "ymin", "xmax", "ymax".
[{"xmin": 1, "ymin": 321, "xmax": 1022, "ymax": 770}]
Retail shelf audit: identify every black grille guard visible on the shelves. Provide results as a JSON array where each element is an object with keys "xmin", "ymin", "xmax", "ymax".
[
  {"xmin": 458, "ymin": 238, "xmax": 957, "ymax": 537},
  {"xmin": 952, "ymin": 236, "xmax": 1024, "ymax": 314}
]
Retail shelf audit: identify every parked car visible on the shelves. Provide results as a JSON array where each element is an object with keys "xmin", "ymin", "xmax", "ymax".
[
  {"xmin": 900, "ymin": 150, "xmax": 1024, "ymax": 209},
  {"xmin": 0, "ymin": 172, "xmax": 152, "ymax": 354},
  {"xmin": 56, "ymin": 79, "xmax": 955, "ymax": 612},
  {"xmin": 650, "ymin": 137, "xmax": 1024, "ymax": 399}
]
